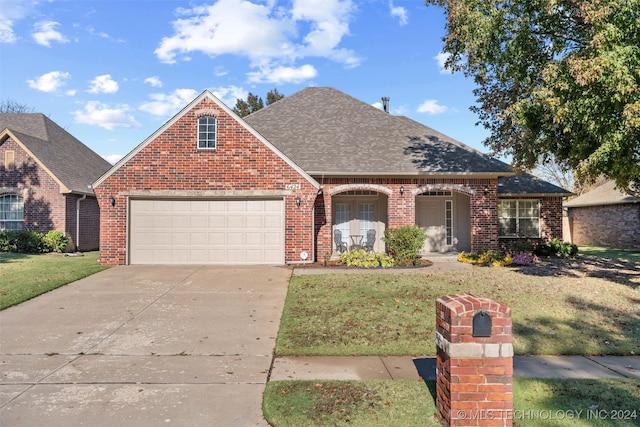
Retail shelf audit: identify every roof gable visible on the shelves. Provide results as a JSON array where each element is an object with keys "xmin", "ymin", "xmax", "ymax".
[
  {"xmin": 244, "ymin": 87, "xmax": 513, "ymax": 176},
  {"xmin": 94, "ymin": 90, "xmax": 318, "ymax": 189},
  {"xmin": 0, "ymin": 113, "xmax": 111, "ymax": 194},
  {"xmin": 564, "ymin": 180, "xmax": 637, "ymax": 207}
]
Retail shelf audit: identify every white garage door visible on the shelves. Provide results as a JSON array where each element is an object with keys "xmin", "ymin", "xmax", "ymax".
[{"xmin": 129, "ymin": 199, "xmax": 284, "ymax": 265}]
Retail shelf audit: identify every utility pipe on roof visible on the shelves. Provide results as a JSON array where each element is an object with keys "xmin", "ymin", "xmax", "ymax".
[{"xmin": 76, "ymin": 194, "xmax": 87, "ymax": 252}]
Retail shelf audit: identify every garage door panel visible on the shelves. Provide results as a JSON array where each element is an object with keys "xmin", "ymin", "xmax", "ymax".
[{"xmin": 130, "ymin": 199, "xmax": 283, "ymax": 265}]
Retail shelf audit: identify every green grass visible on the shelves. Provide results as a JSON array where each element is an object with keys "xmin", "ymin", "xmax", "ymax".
[
  {"xmin": 578, "ymin": 246, "xmax": 640, "ymax": 263},
  {"xmin": 277, "ymin": 259, "xmax": 640, "ymax": 356},
  {"xmin": 263, "ymin": 379, "xmax": 640, "ymax": 427},
  {"xmin": 0, "ymin": 251, "xmax": 109, "ymax": 310}
]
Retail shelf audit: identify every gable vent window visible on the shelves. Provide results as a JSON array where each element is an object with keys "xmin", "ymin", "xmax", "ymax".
[
  {"xmin": 197, "ymin": 116, "xmax": 216, "ymax": 149},
  {"xmin": 5, "ymin": 151, "xmax": 15, "ymax": 171}
]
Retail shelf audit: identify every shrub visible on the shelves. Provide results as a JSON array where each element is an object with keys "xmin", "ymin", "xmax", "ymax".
[
  {"xmin": 534, "ymin": 238, "xmax": 578, "ymax": 258},
  {"xmin": 0, "ymin": 230, "xmax": 46, "ymax": 253},
  {"xmin": 511, "ymin": 252, "xmax": 539, "ymax": 266},
  {"xmin": 43, "ymin": 230, "xmax": 69, "ymax": 253},
  {"xmin": 383, "ymin": 225, "xmax": 427, "ymax": 266},
  {"xmin": 339, "ymin": 249, "xmax": 395, "ymax": 268},
  {"xmin": 458, "ymin": 250, "xmax": 512, "ymax": 267}
]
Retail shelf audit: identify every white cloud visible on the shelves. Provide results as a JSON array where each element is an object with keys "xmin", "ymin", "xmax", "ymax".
[
  {"xmin": 155, "ymin": 0, "xmax": 290, "ymax": 64},
  {"xmin": 418, "ymin": 99, "xmax": 449, "ymax": 115},
  {"xmin": 155, "ymin": 0, "xmax": 359, "ymax": 83},
  {"xmin": 389, "ymin": 1, "xmax": 407, "ymax": 26},
  {"xmin": 32, "ymin": 21, "xmax": 69, "ymax": 47},
  {"xmin": 247, "ymin": 64, "xmax": 317, "ymax": 84},
  {"xmin": 27, "ymin": 71, "xmax": 71, "ymax": 93},
  {"xmin": 434, "ymin": 52, "xmax": 451, "ymax": 74},
  {"xmin": 144, "ymin": 76, "xmax": 163, "ymax": 88},
  {"xmin": 0, "ymin": 0, "xmax": 39, "ymax": 43},
  {"xmin": 210, "ymin": 85, "xmax": 248, "ymax": 107},
  {"xmin": 73, "ymin": 101, "xmax": 141, "ymax": 130},
  {"xmin": 139, "ymin": 88, "xmax": 199, "ymax": 117},
  {"xmin": 88, "ymin": 74, "xmax": 119, "ymax": 94},
  {"xmin": 103, "ymin": 154, "xmax": 124, "ymax": 164}
]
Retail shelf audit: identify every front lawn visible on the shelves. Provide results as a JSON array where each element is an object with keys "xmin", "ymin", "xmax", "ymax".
[
  {"xmin": 263, "ymin": 378, "xmax": 640, "ymax": 427},
  {"xmin": 0, "ymin": 251, "xmax": 109, "ymax": 310},
  {"xmin": 276, "ymin": 256, "xmax": 639, "ymax": 356}
]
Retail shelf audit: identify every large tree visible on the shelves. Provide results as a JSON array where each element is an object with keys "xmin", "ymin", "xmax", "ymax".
[
  {"xmin": 233, "ymin": 89, "xmax": 285, "ymax": 118},
  {"xmin": 426, "ymin": 0, "xmax": 640, "ymax": 196}
]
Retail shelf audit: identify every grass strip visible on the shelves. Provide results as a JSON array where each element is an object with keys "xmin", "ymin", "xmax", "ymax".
[
  {"xmin": 0, "ymin": 252, "xmax": 109, "ymax": 310},
  {"xmin": 263, "ymin": 378, "xmax": 640, "ymax": 427}
]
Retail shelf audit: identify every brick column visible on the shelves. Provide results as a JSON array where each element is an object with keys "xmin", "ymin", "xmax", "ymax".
[{"xmin": 436, "ymin": 294, "xmax": 513, "ymax": 426}]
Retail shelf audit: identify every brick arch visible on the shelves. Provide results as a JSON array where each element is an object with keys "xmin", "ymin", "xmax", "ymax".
[
  {"xmin": 327, "ymin": 183, "xmax": 393, "ymax": 196},
  {"xmin": 412, "ymin": 183, "xmax": 476, "ymax": 197}
]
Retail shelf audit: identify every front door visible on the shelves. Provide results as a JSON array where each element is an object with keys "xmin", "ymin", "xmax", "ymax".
[{"xmin": 417, "ymin": 198, "xmax": 449, "ymax": 252}]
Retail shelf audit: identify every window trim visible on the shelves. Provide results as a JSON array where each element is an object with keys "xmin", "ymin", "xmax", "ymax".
[
  {"xmin": 197, "ymin": 116, "xmax": 217, "ymax": 149},
  {"xmin": 498, "ymin": 199, "xmax": 541, "ymax": 238}
]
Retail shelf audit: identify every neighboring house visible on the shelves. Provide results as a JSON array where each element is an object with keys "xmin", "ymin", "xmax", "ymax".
[
  {"xmin": 564, "ymin": 180, "xmax": 639, "ymax": 249},
  {"xmin": 0, "ymin": 113, "xmax": 111, "ymax": 251},
  {"xmin": 94, "ymin": 87, "xmax": 571, "ymax": 265}
]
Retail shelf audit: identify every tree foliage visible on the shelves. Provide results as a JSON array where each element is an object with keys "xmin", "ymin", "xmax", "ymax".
[
  {"xmin": 233, "ymin": 88, "xmax": 285, "ymax": 117},
  {"xmin": 426, "ymin": 0, "xmax": 640, "ymax": 196}
]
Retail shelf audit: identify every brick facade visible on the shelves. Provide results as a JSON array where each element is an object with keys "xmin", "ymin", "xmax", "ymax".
[
  {"xmin": 95, "ymin": 97, "xmax": 317, "ymax": 265},
  {"xmin": 1, "ymin": 137, "xmax": 100, "ymax": 250},
  {"xmin": 564, "ymin": 204, "xmax": 640, "ymax": 250},
  {"xmin": 436, "ymin": 294, "xmax": 513, "ymax": 427}
]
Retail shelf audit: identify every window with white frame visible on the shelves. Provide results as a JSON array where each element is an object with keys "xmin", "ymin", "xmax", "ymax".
[
  {"xmin": 0, "ymin": 194, "xmax": 24, "ymax": 231},
  {"xmin": 498, "ymin": 199, "xmax": 540, "ymax": 237},
  {"xmin": 197, "ymin": 116, "xmax": 216, "ymax": 149}
]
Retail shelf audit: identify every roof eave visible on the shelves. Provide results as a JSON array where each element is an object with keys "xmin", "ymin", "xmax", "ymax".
[
  {"xmin": 500, "ymin": 192, "xmax": 574, "ymax": 198},
  {"xmin": 309, "ymin": 171, "xmax": 515, "ymax": 178}
]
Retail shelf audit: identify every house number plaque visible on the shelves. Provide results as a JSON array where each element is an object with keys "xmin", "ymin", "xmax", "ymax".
[{"xmin": 285, "ymin": 184, "xmax": 301, "ymax": 190}]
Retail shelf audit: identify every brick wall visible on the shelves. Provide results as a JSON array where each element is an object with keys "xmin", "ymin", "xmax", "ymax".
[
  {"xmin": 65, "ymin": 194, "xmax": 101, "ymax": 251},
  {"xmin": 95, "ymin": 98, "xmax": 316, "ymax": 265},
  {"xmin": 1, "ymin": 137, "xmax": 66, "ymax": 233},
  {"xmin": 565, "ymin": 204, "xmax": 640, "ymax": 250}
]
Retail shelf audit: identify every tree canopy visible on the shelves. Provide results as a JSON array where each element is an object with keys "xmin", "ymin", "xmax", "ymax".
[
  {"xmin": 426, "ymin": 0, "xmax": 640, "ymax": 196},
  {"xmin": 233, "ymin": 89, "xmax": 285, "ymax": 118}
]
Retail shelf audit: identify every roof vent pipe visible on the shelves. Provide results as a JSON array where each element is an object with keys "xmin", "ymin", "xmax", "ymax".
[{"xmin": 382, "ymin": 96, "xmax": 390, "ymax": 113}]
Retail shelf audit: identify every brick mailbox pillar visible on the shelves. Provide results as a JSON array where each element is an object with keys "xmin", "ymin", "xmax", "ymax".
[{"xmin": 436, "ymin": 294, "xmax": 513, "ymax": 426}]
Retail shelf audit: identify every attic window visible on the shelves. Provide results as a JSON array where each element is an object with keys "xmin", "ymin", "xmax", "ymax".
[
  {"xmin": 197, "ymin": 116, "xmax": 216, "ymax": 149},
  {"xmin": 4, "ymin": 151, "xmax": 15, "ymax": 171}
]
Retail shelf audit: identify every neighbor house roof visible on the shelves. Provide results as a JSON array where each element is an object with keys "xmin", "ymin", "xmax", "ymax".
[
  {"xmin": 244, "ymin": 87, "xmax": 514, "ymax": 177},
  {"xmin": 564, "ymin": 180, "xmax": 637, "ymax": 207},
  {"xmin": 0, "ymin": 113, "xmax": 111, "ymax": 195},
  {"xmin": 498, "ymin": 173, "xmax": 573, "ymax": 197}
]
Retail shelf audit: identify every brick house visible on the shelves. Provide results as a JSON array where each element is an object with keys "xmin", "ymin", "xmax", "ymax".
[
  {"xmin": 94, "ymin": 87, "xmax": 570, "ymax": 265},
  {"xmin": 0, "ymin": 113, "xmax": 111, "ymax": 251},
  {"xmin": 564, "ymin": 180, "xmax": 639, "ymax": 249}
]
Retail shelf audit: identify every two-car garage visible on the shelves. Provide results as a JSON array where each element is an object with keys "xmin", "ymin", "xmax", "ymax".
[{"xmin": 128, "ymin": 199, "xmax": 284, "ymax": 265}]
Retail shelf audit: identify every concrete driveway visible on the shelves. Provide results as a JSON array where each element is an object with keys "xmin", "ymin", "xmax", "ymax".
[{"xmin": 0, "ymin": 265, "xmax": 291, "ymax": 426}]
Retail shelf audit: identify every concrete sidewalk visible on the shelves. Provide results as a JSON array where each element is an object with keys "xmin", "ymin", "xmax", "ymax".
[{"xmin": 270, "ymin": 355, "xmax": 640, "ymax": 381}]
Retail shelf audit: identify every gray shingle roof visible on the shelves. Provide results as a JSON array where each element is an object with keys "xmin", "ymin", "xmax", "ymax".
[
  {"xmin": 0, "ymin": 113, "xmax": 111, "ymax": 194},
  {"xmin": 498, "ymin": 172, "xmax": 573, "ymax": 196},
  {"xmin": 244, "ymin": 87, "xmax": 513, "ymax": 176},
  {"xmin": 564, "ymin": 180, "xmax": 637, "ymax": 207}
]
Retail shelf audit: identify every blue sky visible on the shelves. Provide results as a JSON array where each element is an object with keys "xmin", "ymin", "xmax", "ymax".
[{"xmin": 0, "ymin": 0, "xmax": 493, "ymax": 165}]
